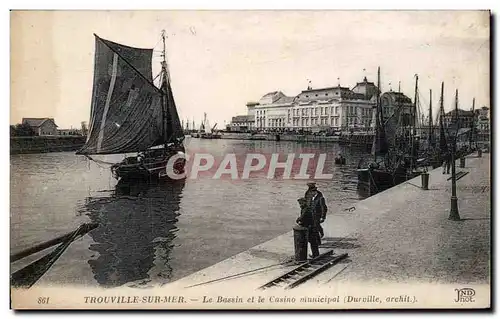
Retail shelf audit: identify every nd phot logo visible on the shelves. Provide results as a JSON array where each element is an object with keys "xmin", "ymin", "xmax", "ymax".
[{"xmin": 454, "ymin": 288, "xmax": 475, "ymax": 303}]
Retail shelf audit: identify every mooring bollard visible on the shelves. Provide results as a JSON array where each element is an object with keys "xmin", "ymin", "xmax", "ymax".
[
  {"xmin": 421, "ymin": 172, "xmax": 429, "ymax": 190},
  {"xmin": 293, "ymin": 224, "xmax": 308, "ymax": 262},
  {"xmin": 478, "ymin": 149, "xmax": 483, "ymax": 158},
  {"xmin": 459, "ymin": 157, "xmax": 466, "ymax": 168}
]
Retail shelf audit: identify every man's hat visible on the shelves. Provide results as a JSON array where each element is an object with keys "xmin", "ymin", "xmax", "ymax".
[{"xmin": 307, "ymin": 182, "xmax": 317, "ymax": 189}]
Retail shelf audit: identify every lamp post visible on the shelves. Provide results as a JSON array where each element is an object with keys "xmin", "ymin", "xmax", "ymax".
[{"xmin": 448, "ymin": 89, "xmax": 461, "ymax": 221}]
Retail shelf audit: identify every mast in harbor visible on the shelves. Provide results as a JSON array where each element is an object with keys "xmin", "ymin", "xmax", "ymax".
[
  {"xmin": 429, "ymin": 89, "xmax": 434, "ymax": 148},
  {"xmin": 373, "ymin": 67, "xmax": 381, "ymax": 162},
  {"xmin": 410, "ymin": 74, "xmax": 418, "ymax": 171},
  {"xmin": 161, "ymin": 30, "xmax": 168, "ymax": 148},
  {"xmin": 438, "ymin": 82, "xmax": 447, "ymax": 156},
  {"xmin": 470, "ymin": 97, "xmax": 476, "ymax": 149}
]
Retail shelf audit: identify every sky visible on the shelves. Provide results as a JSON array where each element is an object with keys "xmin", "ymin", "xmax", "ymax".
[{"xmin": 10, "ymin": 10, "xmax": 490, "ymax": 129}]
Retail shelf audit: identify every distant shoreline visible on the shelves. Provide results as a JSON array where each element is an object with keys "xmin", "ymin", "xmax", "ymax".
[{"xmin": 10, "ymin": 135, "xmax": 86, "ymax": 154}]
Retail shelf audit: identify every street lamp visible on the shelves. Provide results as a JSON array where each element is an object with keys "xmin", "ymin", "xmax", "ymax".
[{"xmin": 448, "ymin": 89, "xmax": 461, "ymax": 221}]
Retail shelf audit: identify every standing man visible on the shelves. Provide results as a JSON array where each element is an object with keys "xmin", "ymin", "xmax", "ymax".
[
  {"xmin": 304, "ymin": 182, "xmax": 328, "ymax": 240},
  {"xmin": 296, "ymin": 198, "xmax": 320, "ymax": 258},
  {"xmin": 442, "ymin": 150, "xmax": 451, "ymax": 174}
]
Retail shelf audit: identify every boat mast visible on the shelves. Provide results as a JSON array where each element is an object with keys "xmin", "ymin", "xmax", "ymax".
[
  {"xmin": 429, "ymin": 89, "xmax": 433, "ymax": 148},
  {"xmin": 411, "ymin": 74, "xmax": 418, "ymax": 171},
  {"xmin": 161, "ymin": 30, "xmax": 168, "ymax": 147},
  {"xmin": 374, "ymin": 66, "xmax": 381, "ymax": 162},
  {"xmin": 438, "ymin": 82, "xmax": 447, "ymax": 156},
  {"xmin": 470, "ymin": 97, "xmax": 475, "ymax": 149}
]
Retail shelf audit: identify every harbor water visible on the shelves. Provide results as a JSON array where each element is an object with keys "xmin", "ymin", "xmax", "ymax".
[{"xmin": 10, "ymin": 138, "xmax": 369, "ymax": 288}]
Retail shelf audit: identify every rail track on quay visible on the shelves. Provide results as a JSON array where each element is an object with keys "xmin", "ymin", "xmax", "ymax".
[{"xmin": 258, "ymin": 250, "xmax": 349, "ymax": 290}]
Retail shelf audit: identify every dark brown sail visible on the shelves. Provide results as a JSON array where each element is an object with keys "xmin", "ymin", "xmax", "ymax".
[{"xmin": 78, "ymin": 36, "xmax": 165, "ymax": 155}]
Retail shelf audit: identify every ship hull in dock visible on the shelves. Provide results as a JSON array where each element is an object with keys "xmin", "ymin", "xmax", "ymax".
[
  {"xmin": 111, "ymin": 149, "xmax": 186, "ymax": 182},
  {"xmin": 357, "ymin": 167, "xmax": 420, "ymax": 197},
  {"xmin": 112, "ymin": 160, "xmax": 186, "ymax": 182}
]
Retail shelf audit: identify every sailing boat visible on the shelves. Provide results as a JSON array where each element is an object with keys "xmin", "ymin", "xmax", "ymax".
[
  {"xmin": 77, "ymin": 31, "xmax": 186, "ymax": 181},
  {"xmin": 423, "ymin": 83, "xmax": 446, "ymax": 168},
  {"xmin": 437, "ymin": 82, "xmax": 449, "ymax": 163},
  {"xmin": 200, "ymin": 113, "xmax": 221, "ymax": 139},
  {"xmin": 357, "ymin": 67, "xmax": 420, "ymax": 197}
]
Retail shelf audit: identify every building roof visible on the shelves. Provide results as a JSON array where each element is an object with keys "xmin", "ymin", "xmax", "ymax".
[
  {"xmin": 351, "ymin": 77, "xmax": 380, "ymax": 100},
  {"xmin": 275, "ymin": 95, "xmax": 296, "ymax": 104},
  {"xmin": 296, "ymin": 85, "xmax": 364, "ymax": 102},
  {"xmin": 259, "ymin": 91, "xmax": 295, "ymax": 105},
  {"xmin": 232, "ymin": 115, "xmax": 254, "ymax": 122},
  {"xmin": 261, "ymin": 91, "xmax": 279, "ymax": 98},
  {"xmin": 444, "ymin": 109, "xmax": 475, "ymax": 116},
  {"xmin": 380, "ymin": 91, "xmax": 413, "ymax": 105},
  {"xmin": 300, "ymin": 86, "xmax": 350, "ymax": 93},
  {"xmin": 22, "ymin": 118, "xmax": 58, "ymax": 128}
]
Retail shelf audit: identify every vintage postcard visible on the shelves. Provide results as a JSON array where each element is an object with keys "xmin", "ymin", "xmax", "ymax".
[{"xmin": 10, "ymin": 10, "xmax": 491, "ymax": 310}]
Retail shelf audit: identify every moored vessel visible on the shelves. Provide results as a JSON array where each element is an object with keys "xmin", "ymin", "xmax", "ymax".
[
  {"xmin": 357, "ymin": 68, "xmax": 421, "ymax": 197},
  {"xmin": 77, "ymin": 31, "xmax": 186, "ymax": 181}
]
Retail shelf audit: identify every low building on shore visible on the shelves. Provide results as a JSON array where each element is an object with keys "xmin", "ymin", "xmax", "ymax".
[
  {"xmin": 57, "ymin": 128, "xmax": 82, "ymax": 136},
  {"xmin": 21, "ymin": 118, "xmax": 58, "ymax": 136},
  {"xmin": 228, "ymin": 115, "xmax": 255, "ymax": 132}
]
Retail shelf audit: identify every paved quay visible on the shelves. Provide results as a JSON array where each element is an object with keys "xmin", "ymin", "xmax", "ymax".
[{"xmin": 173, "ymin": 153, "xmax": 490, "ymax": 293}]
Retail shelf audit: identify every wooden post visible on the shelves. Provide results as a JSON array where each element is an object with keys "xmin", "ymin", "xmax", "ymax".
[{"xmin": 293, "ymin": 225, "xmax": 309, "ymax": 262}]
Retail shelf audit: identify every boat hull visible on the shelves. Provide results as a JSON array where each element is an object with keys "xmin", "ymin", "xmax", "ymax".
[
  {"xmin": 111, "ymin": 151, "xmax": 186, "ymax": 182},
  {"xmin": 357, "ymin": 167, "xmax": 420, "ymax": 197},
  {"xmin": 200, "ymin": 134, "xmax": 221, "ymax": 139}
]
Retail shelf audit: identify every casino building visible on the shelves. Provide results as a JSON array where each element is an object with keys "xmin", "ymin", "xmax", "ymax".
[{"xmin": 239, "ymin": 76, "xmax": 414, "ymax": 132}]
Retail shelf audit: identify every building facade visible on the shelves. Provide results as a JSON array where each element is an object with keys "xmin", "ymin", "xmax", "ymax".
[
  {"xmin": 443, "ymin": 109, "xmax": 475, "ymax": 130},
  {"xmin": 242, "ymin": 76, "xmax": 411, "ymax": 132},
  {"xmin": 57, "ymin": 128, "xmax": 81, "ymax": 136},
  {"xmin": 288, "ymin": 85, "xmax": 375, "ymax": 131},
  {"xmin": 380, "ymin": 91, "xmax": 414, "ymax": 125},
  {"xmin": 228, "ymin": 115, "xmax": 255, "ymax": 131},
  {"xmin": 251, "ymin": 91, "xmax": 294, "ymax": 130},
  {"xmin": 477, "ymin": 106, "xmax": 490, "ymax": 132},
  {"xmin": 22, "ymin": 118, "xmax": 58, "ymax": 136}
]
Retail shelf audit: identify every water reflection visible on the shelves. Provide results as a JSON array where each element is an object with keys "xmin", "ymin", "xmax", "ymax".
[{"xmin": 82, "ymin": 179, "xmax": 185, "ymax": 288}]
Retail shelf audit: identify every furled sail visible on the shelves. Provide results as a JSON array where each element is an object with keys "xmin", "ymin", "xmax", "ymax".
[
  {"xmin": 371, "ymin": 67, "xmax": 389, "ymax": 158},
  {"xmin": 438, "ymin": 83, "xmax": 448, "ymax": 155},
  {"xmin": 162, "ymin": 73, "xmax": 184, "ymax": 143},
  {"xmin": 78, "ymin": 36, "xmax": 165, "ymax": 155},
  {"xmin": 383, "ymin": 102, "xmax": 403, "ymax": 150},
  {"xmin": 371, "ymin": 109, "xmax": 389, "ymax": 157}
]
